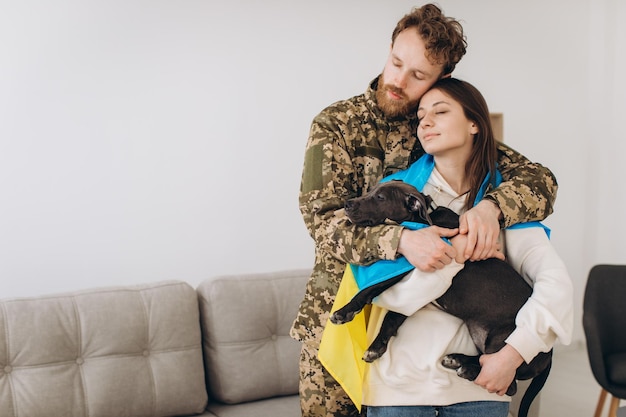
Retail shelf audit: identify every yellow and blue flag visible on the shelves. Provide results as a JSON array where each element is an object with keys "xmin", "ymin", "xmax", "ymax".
[{"xmin": 318, "ymin": 265, "xmax": 372, "ymax": 411}]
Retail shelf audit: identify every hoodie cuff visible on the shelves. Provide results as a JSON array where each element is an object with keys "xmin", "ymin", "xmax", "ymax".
[{"xmin": 504, "ymin": 326, "xmax": 546, "ymax": 364}]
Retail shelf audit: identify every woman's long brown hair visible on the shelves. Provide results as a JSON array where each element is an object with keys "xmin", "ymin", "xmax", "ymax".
[{"xmin": 425, "ymin": 78, "xmax": 498, "ymax": 210}]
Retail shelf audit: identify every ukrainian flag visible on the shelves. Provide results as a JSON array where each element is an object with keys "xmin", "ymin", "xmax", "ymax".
[{"xmin": 318, "ymin": 265, "xmax": 371, "ymax": 411}]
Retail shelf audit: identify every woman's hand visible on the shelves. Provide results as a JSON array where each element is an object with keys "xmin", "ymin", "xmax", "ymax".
[
  {"xmin": 474, "ymin": 344, "xmax": 524, "ymax": 396},
  {"xmin": 458, "ymin": 200, "xmax": 504, "ymax": 261}
]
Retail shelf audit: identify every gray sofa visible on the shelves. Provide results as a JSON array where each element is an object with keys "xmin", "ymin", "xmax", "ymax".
[
  {"xmin": 0, "ymin": 269, "xmax": 538, "ymax": 417},
  {"xmin": 0, "ymin": 270, "xmax": 307, "ymax": 417}
]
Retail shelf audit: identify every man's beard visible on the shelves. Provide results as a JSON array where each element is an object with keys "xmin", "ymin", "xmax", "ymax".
[{"xmin": 375, "ymin": 77, "xmax": 419, "ymax": 118}]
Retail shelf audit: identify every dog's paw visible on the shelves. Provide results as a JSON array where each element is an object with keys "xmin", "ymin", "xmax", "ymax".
[
  {"xmin": 441, "ymin": 354, "xmax": 481, "ymax": 381},
  {"xmin": 441, "ymin": 354, "xmax": 463, "ymax": 370},
  {"xmin": 456, "ymin": 365, "xmax": 481, "ymax": 381},
  {"xmin": 329, "ymin": 312, "xmax": 343, "ymax": 324},
  {"xmin": 363, "ymin": 336, "xmax": 390, "ymax": 362},
  {"xmin": 330, "ymin": 309, "xmax": 356, "ymax": 325},
  {"xmin": 363, "ymin": 347, "xmax": 385, "ymax": 363}
]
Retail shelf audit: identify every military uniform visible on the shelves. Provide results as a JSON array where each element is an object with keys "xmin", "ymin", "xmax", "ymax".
[{"xmin": 290, "ymin": 77, "xmax": 558, "ymax": 417}]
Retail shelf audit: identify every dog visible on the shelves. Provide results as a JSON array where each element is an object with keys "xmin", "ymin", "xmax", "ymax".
[{"xmin": 330, "ymin": 180, "xmax": 552, "ymax": 417}]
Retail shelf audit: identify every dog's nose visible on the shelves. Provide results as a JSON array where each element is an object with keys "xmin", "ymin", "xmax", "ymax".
[{"xmin": 345, "ymin": 200, "xmax": 354, "ymax": 210}]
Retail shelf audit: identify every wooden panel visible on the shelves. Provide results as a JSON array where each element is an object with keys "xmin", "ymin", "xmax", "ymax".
[{"xmin": 490, "ymin": 113, "xmax": 503, "ymax": 141}]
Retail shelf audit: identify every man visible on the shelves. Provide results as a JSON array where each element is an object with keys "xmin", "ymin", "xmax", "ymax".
[{"xmin": 290, "ymin": 4, "xmax": 557, "ymax": 417}]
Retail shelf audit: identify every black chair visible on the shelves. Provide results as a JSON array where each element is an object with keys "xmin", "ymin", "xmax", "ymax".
[{"xmin": 583, "ymin": 264, "xmax": 626, "ymax": 417}]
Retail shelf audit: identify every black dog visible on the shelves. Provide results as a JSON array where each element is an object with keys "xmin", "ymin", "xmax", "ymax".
[{"xmin": 331, "ymin": 180, "xmax": 551, "ymax": 417}]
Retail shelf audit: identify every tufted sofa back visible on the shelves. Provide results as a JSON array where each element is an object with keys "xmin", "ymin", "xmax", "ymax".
[
  {"xmin": 0, "ymin": 281, "xmax": 207, "ymax": 417},
  {"xmin": 197, "ymin": 269, "xmax": 308, "ymax": 406}
]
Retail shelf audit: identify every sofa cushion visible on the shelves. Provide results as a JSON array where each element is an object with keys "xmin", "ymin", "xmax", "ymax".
[
  {"xmin": 205, "ymin": 395, "xmax": 299, "ymax": 417},
  {"xmin": 0, "ymin": 281, "xmax": 207, "ymax": 417},
  {"xmin": 197, "ymin": 269, "xmax": 308, "ymax": 404}
]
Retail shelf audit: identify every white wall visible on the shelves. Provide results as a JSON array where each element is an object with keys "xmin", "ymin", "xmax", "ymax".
[{"xmin": 1, "ymin": 0, "xmax": 624, "ymax": 344}]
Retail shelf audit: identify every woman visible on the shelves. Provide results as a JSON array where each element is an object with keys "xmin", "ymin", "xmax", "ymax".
[{"xmin": 362, "ymin": 78, "xmax": 573, "ymax": 417}]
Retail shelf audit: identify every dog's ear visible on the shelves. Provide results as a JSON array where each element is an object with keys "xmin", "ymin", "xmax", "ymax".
[
  {"xmin": 424, "ymin": 194, "xmax": 434, "ymax": 209},
  {"xmin": 407, "ymin": 193, "xmax": 433, "ymax": 225}
]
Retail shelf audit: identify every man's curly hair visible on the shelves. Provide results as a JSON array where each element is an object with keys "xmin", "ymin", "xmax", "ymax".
[{"xmin": 392, "ymin": 4, "xmax": 467, "ymax": 75}]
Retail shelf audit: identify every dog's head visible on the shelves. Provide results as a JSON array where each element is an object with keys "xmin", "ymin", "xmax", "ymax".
[{"xmin": 344, "ymin": 180, "xmax": 433, "ymax": 226}]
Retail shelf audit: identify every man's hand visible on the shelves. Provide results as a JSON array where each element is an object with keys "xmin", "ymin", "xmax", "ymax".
[
  {"xmin": 458, "ymin": 200, "xmax": 504, "ymax": 261},
  {"xmin": 474, "ymin": 344, "xmax": 524, "ymax": 396},
  {"xmin": 397, "ymin": 226, "xmax": 458, "ymax": 272}
]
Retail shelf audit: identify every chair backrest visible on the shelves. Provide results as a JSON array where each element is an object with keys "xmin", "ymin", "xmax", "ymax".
[{"xmin": 583, "ymin": 264, "xmax": 626, "ymax": 397}]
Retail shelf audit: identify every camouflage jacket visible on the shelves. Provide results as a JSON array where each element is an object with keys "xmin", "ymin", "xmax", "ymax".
[{"xmin": 290, "ymin": 77, "xmax": 558, "ymax": 345}]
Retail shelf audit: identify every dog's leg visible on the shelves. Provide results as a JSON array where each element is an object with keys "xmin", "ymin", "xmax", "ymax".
[
  {"xmin": 441, "ymin": 354, "xmax": 481, "ymax": 380},
  {"xmin": 330, "ymin": 275, "xmax": 405, "ymax": 324},
  {"xmin": 441, "ymin": 353, "xmax": 518, "ymax": 396},
  {"xmin": 362, "ymin": 310, "xmax": 407, "ymax": 362}
]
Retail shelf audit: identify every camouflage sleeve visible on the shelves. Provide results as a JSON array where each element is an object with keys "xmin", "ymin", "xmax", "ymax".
[
  {"xmin": 485, "ymin": 142, "xmax": 558, "ymax": 228},
  {"xmin": 299, "ymin": 112, "xmax": 403, "ymax": 265}
]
